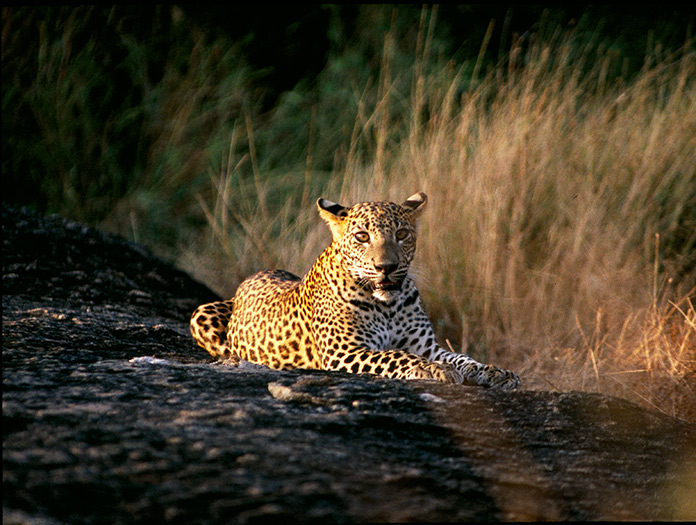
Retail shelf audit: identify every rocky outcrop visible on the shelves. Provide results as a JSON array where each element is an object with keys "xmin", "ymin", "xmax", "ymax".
[{"xmin": 3, "ymin": 204, "xmax": 695, "ymax": 523}]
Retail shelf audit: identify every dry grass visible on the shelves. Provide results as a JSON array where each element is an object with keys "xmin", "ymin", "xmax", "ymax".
[{"xmin": 181, "ymin": 29, "xmax": 696, "ymax": 422}]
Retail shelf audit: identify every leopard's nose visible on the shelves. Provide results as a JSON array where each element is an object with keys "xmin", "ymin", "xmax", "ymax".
[{"xmin": 374, "ymin": 262, "xmax": 398, "ymax": 276}]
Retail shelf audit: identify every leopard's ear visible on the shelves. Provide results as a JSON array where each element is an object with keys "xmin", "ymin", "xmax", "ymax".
[
  {"xmin": 317, "ymin": 198, "xmax": 348, "ymax": 239},
  {"xmin": 402, "ymin": 192, "xmax": 427, "ymax": 218},
  {"xmin": 317, "ymin": 198, "xmax": 348, "ymax": 218}
]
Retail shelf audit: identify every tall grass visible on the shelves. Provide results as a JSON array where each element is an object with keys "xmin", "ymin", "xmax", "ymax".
[
  {"xmin": 7, "ymin": 7, "xmax": 692, "ymax": 420},
  {"xmin": 183, "ymin": 24, "xmax": 696, "ymax": 421}
]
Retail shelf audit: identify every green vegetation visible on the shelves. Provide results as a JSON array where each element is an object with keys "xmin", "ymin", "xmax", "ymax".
[{"xmin": 3, "ymin": 6, "xmax": 694, "ymax": 421}]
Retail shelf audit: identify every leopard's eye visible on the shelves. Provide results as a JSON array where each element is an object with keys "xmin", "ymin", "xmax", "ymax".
[
  {"xmin": 395, "ymin": 228, "xmax": 409, "ymax": 241},
  {"xmin": 354, "ymin": 231, "xmax": 370, "ymax": 243}
]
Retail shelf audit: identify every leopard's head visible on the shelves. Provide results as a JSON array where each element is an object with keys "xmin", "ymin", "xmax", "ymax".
[{"xmin": 317, "ymin": 192, "xmax": 426, "ymax": 301}]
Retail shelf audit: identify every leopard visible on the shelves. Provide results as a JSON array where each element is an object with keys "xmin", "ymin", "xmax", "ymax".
[{"xmin": 190, "ymin": 192, "xmax": 521, "ymax": 390}]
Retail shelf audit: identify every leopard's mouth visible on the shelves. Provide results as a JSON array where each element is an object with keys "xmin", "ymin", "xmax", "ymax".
[{"xmin": 373, "ymin": 278, "xmax": 402, "ymax": 291}]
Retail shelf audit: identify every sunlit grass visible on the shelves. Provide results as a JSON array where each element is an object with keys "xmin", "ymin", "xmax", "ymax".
[{"xmin": 181, "ymin": 27, "xmax": 696, "ymax": 421}]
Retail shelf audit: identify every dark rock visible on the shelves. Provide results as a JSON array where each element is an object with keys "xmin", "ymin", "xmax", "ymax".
[{"xmin": 3, "ymin": 204, "xmax": 695, "ymax": 523}]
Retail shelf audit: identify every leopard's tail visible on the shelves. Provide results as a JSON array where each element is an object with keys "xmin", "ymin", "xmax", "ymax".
[{"xmin": 189, "ymin": 299, "xmax": 236, "ymax": 358}]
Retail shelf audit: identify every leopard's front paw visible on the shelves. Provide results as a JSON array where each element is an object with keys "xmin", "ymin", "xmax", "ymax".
[
  {"xmin": 405, "ymin": 360, "xmax": 463, "ymax": 384},
  {"xmin": 459, "ymin": 363, "xmax": 522, "ymax": 391},
  {"xmin": 485, "ymin": 365, "xmax": 521, "ymax": 391}
]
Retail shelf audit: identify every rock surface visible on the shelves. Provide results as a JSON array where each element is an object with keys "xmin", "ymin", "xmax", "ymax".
[{"xmin": 3, "ymin": 204, "xmax": 696, "ymax": 523}]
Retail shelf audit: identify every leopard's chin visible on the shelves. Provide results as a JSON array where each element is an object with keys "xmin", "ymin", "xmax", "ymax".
[{"xmin": 373, "ymin": 288, "xmax": 399, "ymax": 302}]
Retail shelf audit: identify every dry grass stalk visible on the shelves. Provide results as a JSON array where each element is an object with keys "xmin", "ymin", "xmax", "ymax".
[{"xmin": 185, "ymin": 34, "xmax": 695, "ymax": 421}]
